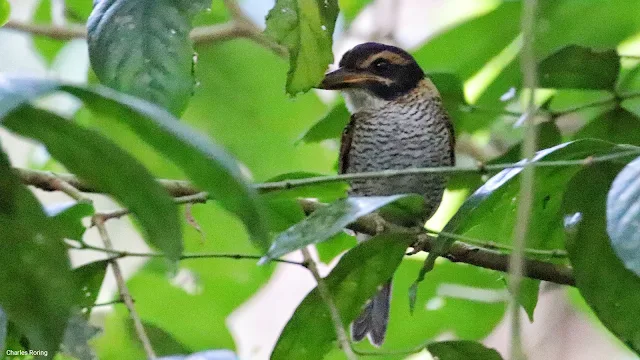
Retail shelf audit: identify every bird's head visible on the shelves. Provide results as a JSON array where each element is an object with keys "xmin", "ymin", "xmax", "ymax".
[{"xmin": 316, "ymin": 42, "xmax": 425, "ymax": 102}]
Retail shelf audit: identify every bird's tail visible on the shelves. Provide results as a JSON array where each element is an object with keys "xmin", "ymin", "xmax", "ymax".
[{"xmin": 351, "ymin": 280, "xmax": 392, "ymax": 346}]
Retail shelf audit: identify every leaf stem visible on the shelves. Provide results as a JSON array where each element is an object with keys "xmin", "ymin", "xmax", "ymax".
[{"xmin": 300, "ymin": 248, "xmax": 358, "ymax": 360}]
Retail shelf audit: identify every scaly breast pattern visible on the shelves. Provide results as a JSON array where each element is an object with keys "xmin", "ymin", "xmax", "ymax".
[{"xmin": 346, "ymin": 93, "xmax": 453, "ymax": 220}]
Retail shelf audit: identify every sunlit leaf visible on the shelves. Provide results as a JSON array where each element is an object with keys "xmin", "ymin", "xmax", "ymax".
[
  {"xmin": 606, "ymin": 156, "xmax": 640, "ymax": 276},
  {"xmin": 158, "ymin": 349, "xmax": 238, "ymax": 360},
  {"xmin": 0, "ymin": 0, "xmax": 9, "ymax": 26},
  {"xmin": 265, "ymin": 0, "xmax": 339, "ymax": 95},
  {"xmin": 563, "ymin": 163, "xmax": 640, "ymax": 353},
  {"xmin": 427, "ymin": 340, "xmax": 503, "ymax": 360},
  {"xmin": 538, "ymin": 45, "xmax": 620, "ymax": 90},
  {"xmin": 271, "ymin": 234, "xmax": 412, "ymax": 360},
  {"xmin": 88, "ymin": 0, "xmax": 210, "ymax": 115},
  {"xmin": 260, "ymin": 195, "xmax": 419, "ymax": 263}
]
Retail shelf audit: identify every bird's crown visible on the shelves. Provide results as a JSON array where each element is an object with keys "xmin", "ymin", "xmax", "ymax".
[{"xmin": 318, "ymin": 42, "xmax": 425, "ymax": 100}]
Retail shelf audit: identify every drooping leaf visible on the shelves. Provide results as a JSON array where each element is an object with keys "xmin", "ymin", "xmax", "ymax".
[
  {"xmin": 271, "ymin": 234, "xmax": 412, "ymax": 360},
  {"xmin": 88, "ymin": 0, "xmax": 210, "ymax": 115},
  {"xmin": 265, "ymin": 0, "xmax": 339, "ymax": 95},
  {"xmin": 260, "ymin": 195, "xmax": 419, "ymax": 263},
  {"xmin": 0, "ymin": 0, "xmax": 9, "ymax": 26},
  {"xmin": 563, "ymin": 163, "xmax": 640, "ymax": 353},
  {"xmin": 298, "ymin": 102, "xmax": 350, "ymax": 144},
  {"xmin": 606, "ymin": 155, "xmax": 640, "ymax": 276},
  {"xmin": 33, "ymin": 0, "xmax": 67, "ymax": 64},
  {"xmin": 427, "ymin": 340, "xmax": 503, "ymax": 360},
  {"xmin": 538, "ymin": 45, "xmax": 620, "ymax": 90},
  {"xmin": 3, "ymin": 105, "xmax": 183, "ymax": 261},
  {"xmin": 73, "ymin": 260, "xmax": 109, "ymax": 311},
  {"xmin": 0, "ymin": 75, "xmax": 268, "ymax": 253},
  {"xmin": 0, "ymin": 149, "xmax": 76, "ymax": 357}
]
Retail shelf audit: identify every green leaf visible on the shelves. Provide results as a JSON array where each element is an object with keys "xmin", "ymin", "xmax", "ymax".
[
  {"xmin": 0, "ymin": 75, "xmax": 268, "ymax": 253},
  {"xmin": 0, "ymin": 149, "xmax": 76, "ymax": 357},
  {"xmin": 563, "ymin": 163, "xmax": 640, "ymax": 353},
  {"xmin": 33, "ymin": 0, "xmax": 67, "ymax": 65},
  {"xmin": 271, "ymin": 234, "xmax": 412, "ymax": 360},
  {"xmin": 3, "ymin": 105, "xmax": 183, "ymax": 261},
  {"xmin": 412, "ymin": 2, "xmax": 521, "ymax": 81},
  {"xmin": 50, "ymin": 202, "xmax": 95, "ymax": 241},
  {"xmin": 489, "ymin": 121, "xmax": 562, "ymax": 165},
  {"xmin": 298, "ymin": 102, "xmax": 350, "ymax": 144},
  {"xmin": 316, "ymin": 232, "xmax": 356, "ymax": 263},
  {"xmin": 265, "ymin": 0, "xmax": 339, "ymax": 95},
  {"xmin": 73, "ymin": 260, "xmax": 109, "ymax": 311},
  {"xmin": 338, "ymin": 0, "xmax": 372, "ymax": 21},
  {"xmin": 538, "ymin": 45, "xmax": 620, "ymax": 90},
  {"xmin": 621, "ymin": 97, "xmax": 640, "ymax": 118},
  {"xmin": 427, "ymin": 340, "xmax": 503, "ymax": 360},
  {"xmin": 260, "ymin": 195, "xmax": 418, "ymax": 263},
  {"xmin": 87, "ymin": 0, "xmax": 210, "ymax": 115},
  {"xmin": 65, "ymin": 0, "xmax": 94, "ymax": 22},
  {"xmin": 575, "ymin": 108, "xmax": 640, "ymax": 146},
  {"xmin": 60, "ymin": 313, "xmax": 101, "ymax": 360},
  {"xmin": 0, "ymin": 0, "xmax": 9, "ymax": 26},
  {"xmin": 606, "ymin": 155, "xmax": 640, "ymax": 276}
]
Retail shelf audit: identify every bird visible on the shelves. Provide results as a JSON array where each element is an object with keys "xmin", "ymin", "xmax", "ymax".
[{"xmin": 316, "ymin": 42, "xmax": 455, "ymax": 346}]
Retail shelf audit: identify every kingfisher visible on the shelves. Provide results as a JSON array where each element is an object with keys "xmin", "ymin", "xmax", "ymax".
[{"xmin": 317, "ymin": 42, "xmax": 455, "ymax": 346}]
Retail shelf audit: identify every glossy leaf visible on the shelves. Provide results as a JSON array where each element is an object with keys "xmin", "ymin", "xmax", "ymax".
[
  {"xmin": 427, "ymin": 340, "xmax": 503, "ymax": 360},
  {"xmin": 0, "ymin": 75, "xmax": 268, "ymax": 253},
  {"xmin": 0, "ymin": 149, "xmax": 76, "ymax": 356},
  {"xmin": 563, "ymin": 163, "xmax": 640, "ymax": 353},
  {"xmin": 607, "ymin": 156, "xmax": 640, "ymax": 276},
  {"xmin": 265, "ymin": 0, "xmax": 339, "ymax": 95},
  {"xmin": 260, "ymin": 195, "xmax": 418, "ymax": 263},
  {"xmin": 298, "ymin": 102, "xmax": 350, "ymax": 144},
  {"xmin": 88, "ymin": 0, "xmax": 210, "ymax": 115},
  {"xmin": 3, "ymin": 105, "xmax": 183, "ymax": 261},
  {"xmin": 271, "ymin": 234, "xmax": 412, "ymax": 360},
  {"xmin": 538, "ymin": 45, "xmax": 620, "ymax": 90}
]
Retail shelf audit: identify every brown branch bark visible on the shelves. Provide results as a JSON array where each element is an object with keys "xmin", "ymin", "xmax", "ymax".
[{"xmin": 17, "ymin": 167, "xmax": 576, "ymax": 287}]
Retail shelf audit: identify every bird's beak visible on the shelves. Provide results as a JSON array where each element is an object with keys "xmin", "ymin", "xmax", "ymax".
[{"xmin": 316, "ymin": 68, "xmax": 383, "ymax": 90}]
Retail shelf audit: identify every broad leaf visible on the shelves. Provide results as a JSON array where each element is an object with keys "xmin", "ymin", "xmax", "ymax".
[
  {"xmin": 564, "ymin": 163, "xmax": 640, "ymax": 353},
  {"xmin": 49, "ymin": 202, "xmax": 95, "ymax": 241},
  {"xmin": 3, "ymin": 105, "xmax": 183, "ymax": 261},
  {"xmin": 0, "ymin": 149, "xmax": 76, "ymax": 356},
  {"xmin": 575, "ymin": 108, "xmax": 640, "ymax": 146},
  {"xmin": 271, "ymin": 234, "xmax": 412, "ymax": 360},
  {"xmin": 0, "ymin": 75, "xmax": 268, "ymax": 252},
  {"xmin": 88, "ymin": 0, "xmax": 210, "ymax": 115},
  {"xmin": 338, "ymin": 0, "xmax": 372, "ymax": 21},
  {"xmin": 298, "ymin": 102, "xmax": 350, "ymax": 144},
  {"xmin": 73, "ymin": 260, "xmax": 109, "ymax": 311},
  {"xmin": 606, "ymin": 156, "xmax": 640, "ymax": 276},
  {"xmin": 265, "ymin": 0, "xmax": 339, "ymax": 95},
  {"xmin": 260, "ymin": 195, "xmax": 419, "ymax": 263},
  {"xmin": 427, "ymin": 340, "xmax": 503, "ymax": 360},
  {"xmin": 538, "ymin": 45, "xmax": 620, "ymax": 90}
]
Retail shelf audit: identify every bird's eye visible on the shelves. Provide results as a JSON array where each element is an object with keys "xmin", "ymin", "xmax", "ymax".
[{"xmin": 372, "ymin": 58, "xmax": 390, "ymax": 70}]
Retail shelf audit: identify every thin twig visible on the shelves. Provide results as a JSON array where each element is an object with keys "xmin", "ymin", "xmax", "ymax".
[
  {"xmin": 300, "ymin": 248, "xmax": 357, "ymax": 360},
  {"xmin": 509, "ymin": 1, "xmax": 538, "ymax": 359},
  {"xmin": 71, "ymin": 241, "xmax": 306, "ymax": 267},
  {"xmin": 94, "ymin": 217, "xmax": 157, "ymax": 359}
]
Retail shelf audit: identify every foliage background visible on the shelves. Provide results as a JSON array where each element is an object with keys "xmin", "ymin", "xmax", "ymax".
[{"xmin": 1, "ymin": 0, "xmax": 640, "ymax": 359}]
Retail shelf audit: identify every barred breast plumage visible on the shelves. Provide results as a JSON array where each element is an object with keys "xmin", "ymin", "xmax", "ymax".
[{"xmin": 342, "ymin": 78, "xmax": 455, "ymax": 220}]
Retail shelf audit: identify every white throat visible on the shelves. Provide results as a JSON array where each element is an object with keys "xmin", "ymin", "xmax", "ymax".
[{"xmin": 342, "ymin": 88, "xmax": 390, "ymax": 114}]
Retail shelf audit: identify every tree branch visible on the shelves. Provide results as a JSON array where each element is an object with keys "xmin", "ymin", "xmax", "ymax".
[{"xmin": 19, "ymin": 168, "xmax": 576, "ymax": 286}]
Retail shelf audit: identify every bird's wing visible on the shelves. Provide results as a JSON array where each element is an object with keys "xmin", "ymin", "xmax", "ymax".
[{"xmin": 339, "ymin": 114, "xmax": 356, "ymax": 174}]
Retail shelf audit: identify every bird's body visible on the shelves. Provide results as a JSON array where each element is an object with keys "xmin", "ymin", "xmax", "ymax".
[{"xmin": 317, "ymin": 42, "xmax": 455, "ymax": 346}]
